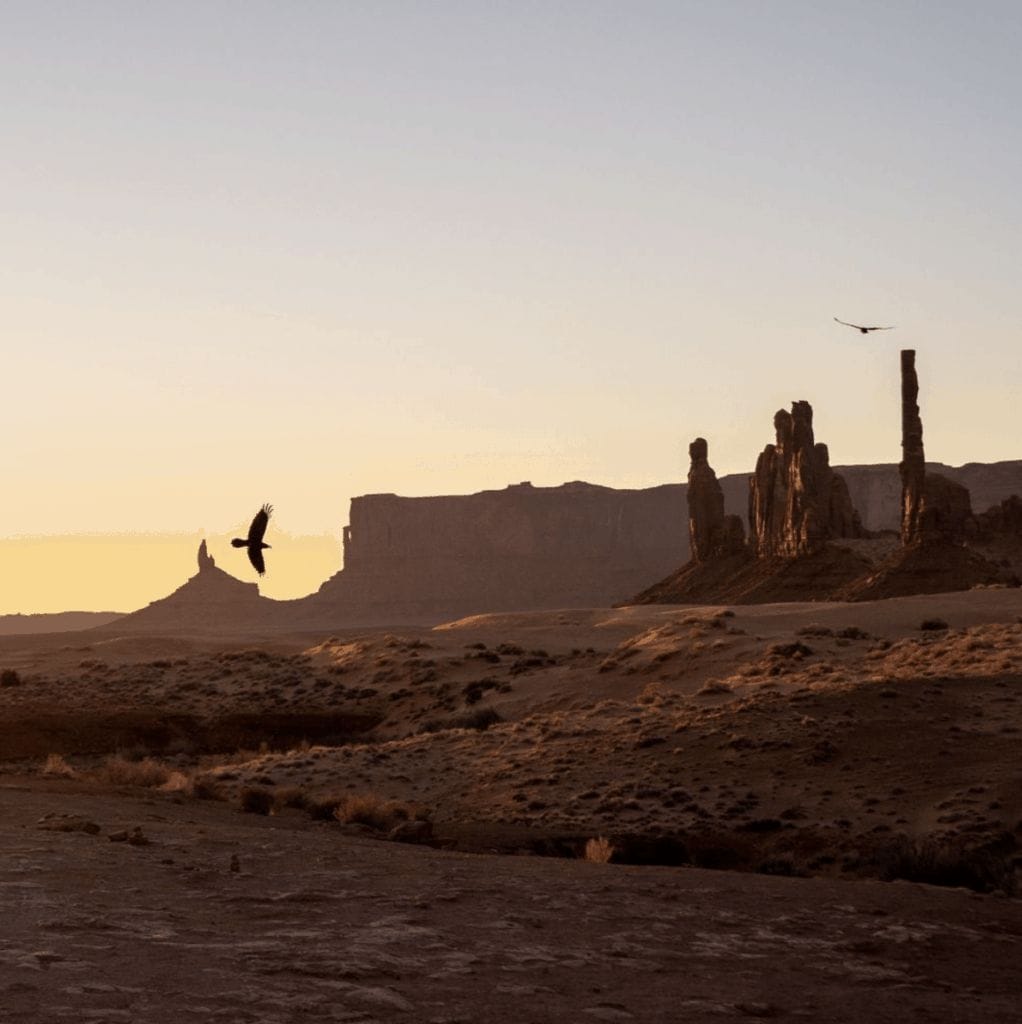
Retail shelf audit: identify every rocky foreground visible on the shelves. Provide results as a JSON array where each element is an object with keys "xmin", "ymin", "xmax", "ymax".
[
  {"xmin": 1, "ymin": 589, "xmax": 1021, "ymax": 1020},
  {"xmin": 1, "ymin": 781, "xmax": 1020, "ymax": 1024}
]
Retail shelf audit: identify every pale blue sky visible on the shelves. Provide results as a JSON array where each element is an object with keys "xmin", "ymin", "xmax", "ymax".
[{"xmin": 1, "ymin": 2, "xmax": 1020, "ymax": 603}]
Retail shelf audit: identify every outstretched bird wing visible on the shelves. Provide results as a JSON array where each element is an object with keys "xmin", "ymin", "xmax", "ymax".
[
  {"xmin": 247, "ymin": 503, "xmax": 273, "ymax": 545},
  {"xmin": 834, "ymin": 317, "xmax": 896, "ymax": 332},
  {"xmin": 248, "ymin": 545, "xmax": 267, "ymax": 576}
]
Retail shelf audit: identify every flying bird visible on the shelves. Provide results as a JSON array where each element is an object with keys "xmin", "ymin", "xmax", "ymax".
[
  {"xmin": 232, "ymin": 503, "xmax": 273, "ymax": 576},
  {"xmin": 834, "ymin": 317, "xmax": 896, "ymax": 334}
]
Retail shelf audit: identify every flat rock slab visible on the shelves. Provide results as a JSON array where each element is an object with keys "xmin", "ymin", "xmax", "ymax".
[{"xmin": 0, "ymin": 782, "xmax": 1019, "ymax": 1024}]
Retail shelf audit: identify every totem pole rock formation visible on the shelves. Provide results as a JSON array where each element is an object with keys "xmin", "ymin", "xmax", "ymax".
[
  {"xmin": 197, "ymin": 539, "xmax": 216, "ymax": 572},
  {"xmin": 899, "ymin": 349, "xmax": 926, "ymax": 544},
  {"xmin": 686, "ymin": 438, "xmax": 745, "ymax": 562},
  {"xmin": 899, "ymin": 350, "xmax": 972, "ymax": 547},
  {"xmin": 748, "ymin": 401, "xmax": 863, "ymax": 558}
]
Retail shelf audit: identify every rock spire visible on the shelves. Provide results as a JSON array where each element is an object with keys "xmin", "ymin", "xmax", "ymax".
[
  {"xmin": 748, "ymin": 401, "xmax": 863, "ymax": 558},
  {"xmin": 686, "ymin": 438, "xmax": 745, "ymax": 562},
  {"xmin": 197, "ymin": 539, "xmax": 216, "ymax": 573},
  {"xmin": 899, "ymin": 350, "xmax": 972, "ymax": 547}
]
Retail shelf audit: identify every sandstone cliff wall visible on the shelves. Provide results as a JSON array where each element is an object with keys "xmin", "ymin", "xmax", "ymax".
[
  {"xmin": 103, "ymin": 461, "xmax": 1022, "ymax": 633},
  {"xmin": 311, "ymin": 462, "xmax": 1022, "ymax": 624},
  {"xmin": 313, "ymin": 481, "xmax": 687, "ymax": 621}
]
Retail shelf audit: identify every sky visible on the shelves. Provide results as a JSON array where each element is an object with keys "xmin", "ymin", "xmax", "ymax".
[{"xmin": 2, "ymin": 1, "xmax": 1020, "ymax": 612}]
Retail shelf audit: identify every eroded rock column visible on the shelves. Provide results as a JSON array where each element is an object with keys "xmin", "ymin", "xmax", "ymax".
[
  {"xmin": 900, "ymin": 350, "xmax": 926, "ymax": 545},
  {"xmin": 899, "ymin": 349, "xmax": 972, "ymax": 547},
  {"xmin": 749, "ymin": 401, "xmax": 863, "ymax": 558},
  {"xmin": 687, "ymin": 438, "xmax": 745, "ymax": 561}
]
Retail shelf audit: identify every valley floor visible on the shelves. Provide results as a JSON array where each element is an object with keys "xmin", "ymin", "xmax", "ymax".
[
  {"xmin": 1, "ymin": 780, "xmax": 1019, "ymax": 1024},
  {"xmin": 1, "ymin": 588, "xmax": 1021, "ymax": 1020}
]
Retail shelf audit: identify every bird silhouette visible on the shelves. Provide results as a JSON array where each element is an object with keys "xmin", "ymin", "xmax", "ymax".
[
  {"xmin": 834, "ymin": 317, "xmax": 896, "ymax": 334},
  {"xmin": 231, "ymin": 503, "xmax": 273, "ymax": 575}
]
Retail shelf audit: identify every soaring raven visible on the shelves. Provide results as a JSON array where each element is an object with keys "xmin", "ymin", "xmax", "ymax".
[
  {"xmin": 232, "ymin": 503, "xmax": 273, "ymax": 576},
  {"xmin": 834, "ymin": 317, "xmax": 896, "ymax": 334}
]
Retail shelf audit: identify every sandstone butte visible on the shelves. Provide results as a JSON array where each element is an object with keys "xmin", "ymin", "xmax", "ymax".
[{"xmin": 637, "ymin": 350, "xmax": 1019, "ymax": 606}]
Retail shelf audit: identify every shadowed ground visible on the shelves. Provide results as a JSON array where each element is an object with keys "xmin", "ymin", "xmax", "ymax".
[{"xmin": 1, "ymin": 781, "xmax": 1019, "ymax": 1024}]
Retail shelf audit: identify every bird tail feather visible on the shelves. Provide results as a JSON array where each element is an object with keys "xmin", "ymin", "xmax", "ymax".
[{"xmin": 231, "ymin": 538, "xmax": 247, "ymax": 548}]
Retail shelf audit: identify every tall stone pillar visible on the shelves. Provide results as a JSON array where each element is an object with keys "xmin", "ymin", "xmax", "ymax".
[{"xmin": 899, "ymin": 350, "xmax": 925, "ymax": 545}]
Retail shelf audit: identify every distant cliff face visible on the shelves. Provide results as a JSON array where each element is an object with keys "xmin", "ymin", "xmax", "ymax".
[
  {"xmin": 724, "ymin": 461, "xmax": 1022, "ymax": 536},
  {"xmin": 312, "ymin": 481, "xmax": 688, "ymax": 622},
  {"xmin": 99, "ymin": 461, "xmax": 1022, "ymax": 633}
]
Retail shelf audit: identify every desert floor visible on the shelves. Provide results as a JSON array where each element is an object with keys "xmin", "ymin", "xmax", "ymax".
[{"xmin": 1, "ymin": 589, "xmax": 1020, "ymax": 1020}]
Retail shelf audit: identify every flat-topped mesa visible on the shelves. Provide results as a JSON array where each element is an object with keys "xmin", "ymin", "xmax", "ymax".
[
  {"xmin": 748, "ymin": 401, "xmax": 863, "ymax": 558},
  {"xmin": 899, "ymin": 349, "xmax": 972, "ymax": 547},
  {"xmin": 686, "ymin": 438, "xmax": 745, "ymax": 562}
]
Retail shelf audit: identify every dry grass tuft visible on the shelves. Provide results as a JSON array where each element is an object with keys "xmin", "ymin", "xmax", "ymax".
[
  {"xmin": 42, "ymin": 753, "xmax": 77, "ymax": 778},
  {"xmin": 97, "ymin": 756, "xmax": 172, "ymax": 788},
  {"xmin": 873, "ymin": 836, "xmax": 1016, "ymax": 894},
  {"xmin": 334, "ymin": 792, "xmax": 426, "ymax": 832},
  {"xmin": 190, "ymin": 773, "xmax": 227, "ymax": 801},
  {"xmin": 159, "ymin": 770, "xmax": 193, "ymax": 793},
  {"xmin": 0, "ymin": 668, "xmax": 22, "ymax": 688},
  {"xmin": 272, "ymin": 785, "xmax": 309, "ymax": 811},
  {"xmin": 583, "ymin": 836, "xmax": 615, "ymax": 864},
  {"xmin": 239, "ymin": 786, "xmax": 274, "ymax": 815}
]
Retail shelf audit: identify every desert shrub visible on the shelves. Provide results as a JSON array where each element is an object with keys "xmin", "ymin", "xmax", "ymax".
[
  {"xmin": 462, "ymin": 678, "xmax": 500, "ymax": 705},
  {"xmin": 190, "ymin": 774, "xmax": 226, "ymax": 801},
  {"xmin": 768, "ymin": 641, "xmax": 814, "ymax": 658},
  {"xmin": 334, "ymin": 793, "xmax": 425, "ymax": 832},
  {"xmin": 837, "ymin": 626, "xmax": 869, "ymax": 640},
  {"xmin": 418, "ymin": 707, "xmax": 502, "ymax": 734},
  {"xmin": 0, "ymin": 668, "xmax": 22, "ymax": 688},
  {"xmin": 919, "ymin": 618, "xmax": 949, "ymax": 631},
  {"xmin": 608, "ymin": 835, "xmax": 690, "ymax": 866},
  {"xmin": 583, "ymin": 836, "xmax": 615, "ymax": 864},
  {"xmin": 159, "ymin": 771, "xmax": 193, "ymax": 793},
  {"xmin": 98, "ymin": 756, "xmax": 171, "ymax": 788},
  {"xmin": 273, "ymin": 786, "xmax": 309, "ymax": 811},
  {"xmin": 42, "ymin": 753, "xmax": 76, "ymax": 778},
  {"xmin": 873, "ymin": 836, "xmax": 1016, "ymax": 894},
  {"xmin": 304, "ymin": 792, "xmax": 350, "ymax": 820},
  {"xmin": 239, "ymin": 786, "xmax": 274, "ymax": 815}
]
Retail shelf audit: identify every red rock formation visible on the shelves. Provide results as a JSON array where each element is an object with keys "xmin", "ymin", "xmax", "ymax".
[
  {"xmin": 197, "ymin": 539, "xmax": 215, "ymax": 573},
  {"xmin": 748, "ymin": 402, "xmax": 862, "ymax": 558},
  {"xmin": 313, "ymin": 481, "xmax": 689, "ymax": 622},
  {"xmin": 900, "ymin": 349, "xmax": 926, "ymax": 544},
  {"xmin": 899, "ymin": 350, "xmax": 973, "ymax": 547},
  {"xmin": 972, "ymin": 494, "xmax": 1022, "ymax": 540},
  {"xmin": 687, "ymin": 438, "xmax": 745, "ymax": 562}
]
